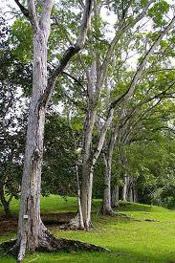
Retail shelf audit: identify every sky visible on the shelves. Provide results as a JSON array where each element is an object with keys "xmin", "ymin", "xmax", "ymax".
[{"xmin": 1, "ymin": 0, "xmax": 175, "ymax": 24}]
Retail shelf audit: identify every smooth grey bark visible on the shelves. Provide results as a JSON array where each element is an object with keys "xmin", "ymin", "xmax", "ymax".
[
  {"xmin": 133, "ymin": 182, "xmax": 138, "ymax": 203},
  {"xmin": 102, "ymin": 154, "xmax": 113, "ymax": 215},
  {"xmin": 76, "ymin": 165, "xmax": 84, "ymax": 229},
  {"xmin": 122, "ymin": 175, "xmax": 129, "ymax": 201},
  {"xmin": 81, "ymin": 104, "xmax": 114, "ymax": 230},
  {"xmin": 112, "ymin": 184, "xmax": 120, "ymax": 208},
  {"xmin": 102, "ymin": 127, "xmax": 117, "ymax": 215},
  {"xmin": 80, "ymin": 60, "xmax": 98, "ymax": 230},
  {"xmin": 129, "ymin": 186, "xmax": 133, "ymax": 203}
]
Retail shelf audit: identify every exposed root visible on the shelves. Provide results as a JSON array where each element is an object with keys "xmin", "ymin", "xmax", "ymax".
[
  {"xmin": 38, "ymin": 229, "xmax": 109, "ymax": 252},
  {"xmin": 144, "ymin": 218, "xmax": 160, "ymax": 222},
  {"xmin": 0, "ymin": 239, "xmax": 18, "ymax": 257},
  {"xmin": 42, "ymin": 212, "xmax": 76, "ymax": 226},
  {"xmin": 60, "ymin": 214, "xmax": 82, "ymax": 230},
  {"xmin": 101, "ymin": 209, "xmax": 115, "ymax": 216},
  {"xmin": 0, "ymin": 231, "xmax": 109, "ymax": 260},
  {"xmin": 114, "ymin": 213, "xmax": 160, "ymax": 222}
]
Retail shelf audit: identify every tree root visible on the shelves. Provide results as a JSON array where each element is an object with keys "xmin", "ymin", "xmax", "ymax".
[
  {"xmin": 60, "ymin": 214, "xmax": 82, "ymax": 230},
  {"xmin": 0, "ymin": 231, "xmax": 109, "ymax": 260},
  {"xmin": 38, "ymin": 230, "xmax": 110, "ymax": 252},
  {"xmin": 101, "ymin": 209, "xmax": 116, "ymax": 216}
]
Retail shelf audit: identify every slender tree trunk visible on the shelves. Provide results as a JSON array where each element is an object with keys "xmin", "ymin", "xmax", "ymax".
[
  {"xmin": 122, "ymin": 175, "xmax": 129, "ymax": 201},
  {"xmin": 102, "ymin": 154, "xmax": 113, "ymax": 215},
  {"xmin": 102, "ymin": 127, "xmax": 117, "ymax": 215},
  {"xmin": 133, "ymin": 181, "xmax": 138, "ymax": 203},
  {"xmin": 80, "ymin": 72, "xmax": 97, "ymax": 230},
  {"xmin": 81, "ymin": 111, "xmax": 95, "ymax": 230},
  {"xmin": 81, "ymin": 165, "xmax": 94, "ymax": 231},
  {"xmin": 0, "ymin": 185, "xmax": 12, "ymax": 217},
  {"xmin": 76, "ymin": 165, "xmax": 84, "ymax": 229},
  {"xmin": 129, "ymin": 186, "xmax": 133, "ymax": 203},
  {"xmin": 112, "ymin": 184, "xmax": 119, "ymax": 208}
]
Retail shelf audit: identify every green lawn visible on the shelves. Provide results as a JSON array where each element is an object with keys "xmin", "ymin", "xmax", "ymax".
[{"xmin": 1, "ymin": 195, "xmax": 175, "ymax": 263}]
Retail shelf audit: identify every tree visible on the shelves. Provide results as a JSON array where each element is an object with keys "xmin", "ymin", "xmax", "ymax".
[
  {"xmin": 78, "ymin": 0, "xmax": 157, "ymax": 229},
  {"xmin": 6, "ymin": 0, "xmax": 105, "ymax": 261},
  {"xmin": 101, "ymin": 4, "xmax": 175, "ymax": 213}
]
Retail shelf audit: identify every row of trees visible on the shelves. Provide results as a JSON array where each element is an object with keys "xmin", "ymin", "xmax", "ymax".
[{"xmin": 1, "ymin": 0, "xmax": 175, "ymax": 261}]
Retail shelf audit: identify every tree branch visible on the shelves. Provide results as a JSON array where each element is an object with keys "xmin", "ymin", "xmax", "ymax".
[
  {"xmin": 13, "ymin": 0, "xmax": 29, "ymax": 18},
  {"xmin": 92, "ymin": 108, "xmax": 114, "ymax": 166},
  {"xmin": 110, "ymin": 15, "xmax": 175, "ymax": 109},
  {"xmin": 119, "ymin": 81, "xmax": 175, "ymax": 129},
  {"xmin": 125, "ymin": 16, "xmax": 175, "ymax": 101},
  {"xmin": 27, "ymin": 0, "xmax": 38, "ymax": 30},
  {"xmin": 98, "ymin": 0, "xmax": 154, "ymax": 89},
  {"xmin": 40, "ymin": 0, "xmax": 54, "ymax": 38},
  {"xmin": 62, "ymin": 71, "xmax": 84, "ymax": 88},
  {"xmin": 39, "ymin": 0, "xmax": 93, "ymax": 108}
]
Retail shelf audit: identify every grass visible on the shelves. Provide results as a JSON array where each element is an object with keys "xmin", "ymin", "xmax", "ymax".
[{"xmin": 1, "ymin": 195, "xmax": 175, "ymax": 263}]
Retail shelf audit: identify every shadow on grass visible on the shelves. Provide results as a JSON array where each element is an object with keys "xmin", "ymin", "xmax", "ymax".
[
  {"xmin": 116, "ymin": 202, "xmax": 153, "ymax": 212},
  {"xmin": 1, "ymin": 247, "xmax": 175, "ymax": 263}
]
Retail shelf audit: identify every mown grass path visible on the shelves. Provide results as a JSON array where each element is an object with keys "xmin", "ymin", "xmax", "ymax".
[{"xmin": 0, "ymin": 195, "xmax": 175, "ymax": 263}]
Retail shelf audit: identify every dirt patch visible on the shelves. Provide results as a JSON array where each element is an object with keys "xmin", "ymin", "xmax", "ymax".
[
  {"xmin": 0, "ymin": 216, "xmax": 18, "ymax": 236},
  {"xmin": 0, "ymin": 212, "xmax": 76, "ymax": 236},
  {"xmin": 41, "ymin": 212, "xmax": 76, "ymax": 225}
]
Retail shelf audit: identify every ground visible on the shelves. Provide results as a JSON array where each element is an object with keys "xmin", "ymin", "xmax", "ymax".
[{"xmin": 0, "ymin": 195, "xmax": 175, "ymax": 263}]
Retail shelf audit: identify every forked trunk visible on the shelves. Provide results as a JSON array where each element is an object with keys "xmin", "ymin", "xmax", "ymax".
[{"xmin": 80, "ymin": 106, "xmax": 97, "ymax": 230}]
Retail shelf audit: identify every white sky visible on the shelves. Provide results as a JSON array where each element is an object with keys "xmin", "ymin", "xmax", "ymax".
[{"xmin": 1, "ymin": 0, "xmax": 175, "ymax": 27}]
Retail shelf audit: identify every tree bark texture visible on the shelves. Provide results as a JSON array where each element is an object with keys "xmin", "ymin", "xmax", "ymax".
[
  {"xmin": 78, "ymin": 1, "xmax": 161, "ymax": 228},
  {"xmin": 102, "ymin": 127, "xmax": 117, "ymax": 215},
  {"xmin": 12, "ymin": 0, "xmax": 94, "ymax": 260},
  {"xmin": 122, "ymin": 175, "xmax": 129, "ymax": 201},
  {"xmin": 80, "ymin": 60, "xmax": 98, "ymax": 230},
  {"xmin": 111, "ymin": 184, "xmax": 120, "ymax": 208},
  {"xmin": 16, "ymin": 27, "xmax": 50, "ymax": 261}
]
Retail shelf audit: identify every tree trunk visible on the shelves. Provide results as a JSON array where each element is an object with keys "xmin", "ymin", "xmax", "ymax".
[
  {"xmin": 129, "ymin": 186, "xmax": 133, "ymax": 203},
  {"xmin": 101, "ymin": 154, "xmax": 114, "ymax": 215},
  {"xmin": 133, "ymin": 181, "xmax": 138, "ymax": 203},
  {"xmin": 0, "ymin": 185, "xmax": 12, "ymax": 218},
  {"xmin": 81, "ymin": 164, "xmax": 94, "ymax": 231},
  {"xmin": 76, "ymin": 165, "xmax": 84, "ymax": 229},
  {"xmin": 122, "ymin": 175, "xmax": 129, "ymax": 201},
  {"xmin": 80, "ymin": 98, "xmax": 97, "ymax": 230},
  {"xmin": 16, "ymin": 29, "xmax": 49, "ymax": 261},
  {"xmin": 7, "ymin": 0, "xmax": 109, "ymax": 261},
  {"xmin": 101, "ymin": 127, "xmax": 117, "ymax": 215},
  {"xmin": 111, "ymin": 184, "xmax": 119, "ymax": 208}
]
